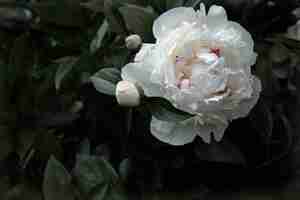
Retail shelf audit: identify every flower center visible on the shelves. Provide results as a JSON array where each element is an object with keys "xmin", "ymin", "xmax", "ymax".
[
  {"xmin": 210, "ymin": 48, "xmax": 221, "ymax": 57},
  {"xmin": 174, "ymin": 47, "xmax": 221, "ymax": 89}
]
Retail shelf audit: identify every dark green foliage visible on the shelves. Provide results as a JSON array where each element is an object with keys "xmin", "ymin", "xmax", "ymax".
[{"xmin": 0, "ymin": 0, "xmax": 300, "ymax": 199}]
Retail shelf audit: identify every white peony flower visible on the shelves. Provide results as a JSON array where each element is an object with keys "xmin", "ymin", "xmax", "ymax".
[
  {"xmin": 121, "ymin": 4, "xmax": 261, "ymax": 145},
  {"xmin": 116, "ymin": 80, "xmax": 142, "ymax": 107}
]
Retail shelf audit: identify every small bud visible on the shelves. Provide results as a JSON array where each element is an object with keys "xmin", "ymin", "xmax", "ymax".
[
  {"xmin": 125, "ymin": 34, "xmax": 142, "ymax": 50},
  {"xmin": 116, "ymin": 81, "xmax": 142, "ymax": 107}
]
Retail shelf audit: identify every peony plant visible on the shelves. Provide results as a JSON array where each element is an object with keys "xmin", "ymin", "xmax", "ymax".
[{"xmin": 119, "ymin": 4, "xmax": 261, "ymax": 145}]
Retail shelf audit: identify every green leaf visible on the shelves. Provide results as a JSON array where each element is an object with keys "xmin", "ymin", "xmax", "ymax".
[
  {"xmin": 254, "ymin": 51, "xmax": 273, "ymax": 96},
  {"xmin": 0, "ymin": 126, "xmax": 14, "ymax": 161},
  {"xmin": 145, "ymin": 97, "xmax": 194, "ymax": 122},
  {"xmin": 9, "ymin": 33, "xmax": 35, "ymax": 85},
  {"xmin": 105, "ymin": 47, "xmax": 130, "ymax": 68},
  {"xmin": 54, "ymin": 57, "xmax": 78, "ymax": 90},
  {"xmin": 119, "ymin": 158, "xmax": 131, "ymax": 181},
  {"xmin": 103, "ymin": 0, "xmax": 127, "ymax": 34},
  {"xmin": 91, "ymin": 68, "xmax": 121, "ymax": 96},
  {"xmin": 119, "ymin": 4, "xmax": 157, "ymax": 41},
  {"xmin": 90, "ymin": 77, "xmax": 116, "ymax": 96},
  {"xmin": 43, "ymin": 156, "xmax": 75, "ymax": 200},
  {"xmin": 166, "ymin": 0, "xmax": 184, "ymax": 9},
  {"xmin": 4, "ymin": 183, "xmax": 42, "ymax": 200},
  {"xmin": 90, "ymin": 19, "xmax": 109, "ymax": 54},
  {"xmin": 194, "ymin": 139, "xmax": 246, "ymax": 165},
  {"xmin": 95, "ymin": 144, "xmax": 111, "ymax": 161},
  {"xmin": 90, "ymin": 184, "xmax": 109, "ymax": 200},
  {"xmin": 78, "ymin": 138, "xmax": 91, "ymax": 155},
  {"xmin": 81, "ymin": 0, "xmax": 104, "ymax": 13},
  {"xmin": 16, "ymin": 129, "xmax": 36, "ymax": 161},
  {"xmin": 249, "ymin": 99, "xmax": 273, "ymax": 146},
  {"xmin": 33, "ymin": 131, "xmax": 63, "ymax": 161},
  {"xmin": 151, "ymin": 0, "xmax": 166, "ymax": 12},
  {"xmin": 269, "ymin": 43, "xmax": 290, "ymax": 64},
  {"xmin": 32, "ymin": 1, "xmax": 88, "ymax": 27},
  {"xmin": 106, "ymin": 185, "xmax": 128, "ymax": 200},
  {"xmin": 93, "ymin": 68, "xmax": 121, "ymax": 84},
  {"xmin": 185, "ymin": 0, "xmax": 203, "ymax": 7},
  {"xmin": 73, "ymin": 155, "xmax": 118, "ymax": 196}
]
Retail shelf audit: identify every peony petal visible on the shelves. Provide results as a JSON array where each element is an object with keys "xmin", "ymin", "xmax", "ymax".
[
  {"xmin": 196, "ymin": 115, "xmax": 228, "ymax": 143},
  {"xmin": 134, "ymin": 43, "xmax": 155, "ymax": 62},
  {"xmin": 121, "ymin": 63, "xmax": 162, "ymax": 97},
  {"xmin": 197, "ymin": 126, "xmax": 212, "ymax": 143},
  {"xmin": 212, "ymin": 122, "xmax": 227, "ymax": 142},
  {"xmin": 153, "ymin": 7, "xmax": 197, "ymax": 40},
  {"xmin": 224, "ymin": 22, "xmax": 255, "ymax": 67},
  {"xmin": 224, "ymin": 76, "xmax": 261, "ymax": 120},
  {"xmin": 207, "ymin": 5, "xmax": 228, "ymax": 28},
  {"xmin": 150, "ymin": 117, "xmax": 197, "ymax": 146}
]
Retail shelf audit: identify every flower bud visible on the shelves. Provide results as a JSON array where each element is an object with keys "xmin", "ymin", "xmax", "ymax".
[
  {"xmin": 116, "ymin": 81, "xmax": 142, "ymax": 107},
  {"xmin": 125, "ymin": 34, "xmax": 142, "ymax": 50}
]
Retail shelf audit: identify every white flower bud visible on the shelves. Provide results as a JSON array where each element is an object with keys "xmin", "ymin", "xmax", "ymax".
[
  {"xmin": 125, "ymin": 34, "xmax": 142, "ymax": 50},
  {"xmin": 116, "ymin": 81, "xmax": 142, "ymax": 107}
]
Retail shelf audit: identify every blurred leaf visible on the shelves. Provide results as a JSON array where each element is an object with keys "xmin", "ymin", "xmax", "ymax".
[
  {"xmin": 54, "ymin": 56, "xmax": 78, "ymax": 90},
  {"xmin": 166, "ymin": 0, "xmax": 184, "ymax": 9},
  {"xmin": 95, "ymin": 144, "xmax": 111, "ymax": 161},
  {"xmin": 119, "ymin": 158, "xmax": 131, "ymax": 181},
  {"xmin": 273, "ymin": 68, "xmax": 289, "ymax": 79},
  {"xmin": 90, "ymin": 19, "xmax": 109, "ymax": 54},
  {"xmin": 90, "ymin": 76, "xmax": 116, "ymax": 96},
  {"xmin": 249, "ymin": 100, "xmax": 273, "ymax": 146},
  {"xmin": 36, "ymin": 112, "xmax": 79, "ymax": 128},
  {"xmin": 186, "ymin": 0, "xmax": 219, "ymax": 8},
  {"xmin": 90, "ymin": 184, "xmax": 109, "ymax": 200},
  {"xmin": 90, "ymin": 67, "xmax": 121, "ymax": 96},
  {"xmin": 0, "ymin": 6, "xmax": 32, "ymax": 31},
  {"xmin": 105, "ymin": 184, "xmax": 128, "ymax": 200},
  {"xmin": 119, "ymin": 4, "xmax": 157, "ymax": 41},
  {"xmin": 33, "ymin": 131, "xmax": 63, "ymax": 161},
  {"xmin": 73, "ymin": 155, "xmax": 118, "ymax": 196},
  {"xmin": 81, "ymin": 0, "xmax": 104, "ymax": 13},
  {"xmin": 276, "ymin": 115, "xmax": 293, "ymax": 155},
  {"xmin": 194, "ymin": 139, "xmax": 246, "ymax": 165},
  {"xmin": 103, "ymin": 0, "xmax": 127, "ymax": 34},
  {"xmin": 185, "ymin": 0, "xmax": 202, "ymax": 7},
  {"xmin": 267, "ymin": 35, "xmax": 300, "ymax": 51},
  {"xmin": 93, "ymin": 67, "xmax": 121, "ymax": 84},
  {"xmin": 269, "ymin": 43, "xmax": 290, "ymax": 64},
  {"xmin": 43, "ymin": 156, "xmax": 75, "ymax": 200},
  {"xmin": 4, "ymin": 183, "xmax": 42, "ymax": 200},
  {"xmin": 16, "ymin": 129, "xmax": 36, "ymax": 160},
  {"xmin": 9, "ymin": 33, "xmax": 35, "ymax": 83},
  {"xmin": 0, "ymin": 177, "xmax": 11, "ymax": 199},
  {"xmin": 254, "ymin": 51, "xmax": 273, "ymax": 96},
  {"xmin": 145, "ymin": 97, "xmax": 194, "ymax": 122},
  {"xmin": 32, "ymin": 1, "xmax": 87, "ymax": 27},
  {"xmin": 0, "ymin": 126, "xmax": 14, "ymax": 161},
  {"xmin": 78, "ymin": 138, "xmax": 91, "ymax": 155},
  {"xmin": 105, "ymin": 47, "xmax": 130, "ymax": 68},
  {"xmin": 151, "ymin": 0, "xmax": 166, "ymax": 12}
]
